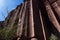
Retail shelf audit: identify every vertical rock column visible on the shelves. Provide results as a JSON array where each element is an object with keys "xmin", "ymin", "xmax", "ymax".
[
  {"xmin": 17, "ymin": 3, "xmax": 24, "ymax": 40},
  {"xmin": 48, "ymin": 0, "xmax": 60, "ymax": 18},
  {"xmin": 39, "ymin": 10, "xmax": 46, "ymax": 40},
  {"xmin": 45, "ymin": 1, "xmax": 60, "ymax": 32},
  {"xmin": 28, "ymin": 0, "xmax": 37, "ymax": 40},
  {"xmin": 17, "ymin": 2, "xmax": 27, "ymax": 40}
]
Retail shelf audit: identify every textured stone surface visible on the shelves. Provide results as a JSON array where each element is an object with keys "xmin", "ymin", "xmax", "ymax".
[{"xmin": 48, "ymin": 0, "xmax": 57, "ymax": 4}]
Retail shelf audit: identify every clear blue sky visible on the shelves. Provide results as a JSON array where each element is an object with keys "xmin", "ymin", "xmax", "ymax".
[{"xmin": 0, "ymin": 0, "xmax": 23, "ymax": 21}]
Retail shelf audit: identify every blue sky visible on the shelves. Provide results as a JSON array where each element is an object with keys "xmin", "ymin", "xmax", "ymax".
[{"xmin": 0, "ymin": 0, "xmax": 23, "ymax": 21}]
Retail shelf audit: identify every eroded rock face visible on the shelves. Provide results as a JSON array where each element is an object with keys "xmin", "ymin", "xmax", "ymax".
[
  {"xmin": 57, "ymin": 0, "xmax": 60, "ymax": 6},
  {"xmin": 48, "ymin": 0, "xmax": 57, "ymax": 4}
]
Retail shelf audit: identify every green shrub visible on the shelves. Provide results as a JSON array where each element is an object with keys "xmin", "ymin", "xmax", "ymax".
[
  {"xmin": 50, "ymin": 34, "xmax": 58, "ymax": 40},
  {"xmin": 0, "ymin": 25, "xmax": 17, "ymax": 40}
]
